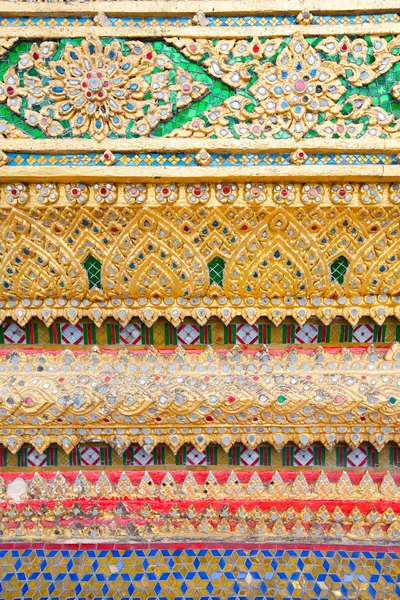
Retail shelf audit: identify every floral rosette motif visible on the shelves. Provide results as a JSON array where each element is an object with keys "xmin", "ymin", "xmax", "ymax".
[
  {"xmin": 12, "ymin": 36, "xmax": 208, "ymax": 141},
  {"xmin": 250, "ymin": 35, "xmax": 347, "ymax": 139}
]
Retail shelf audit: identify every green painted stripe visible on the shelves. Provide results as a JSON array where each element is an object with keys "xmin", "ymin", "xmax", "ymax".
[
  {"xmin": 266, "ymin": 324, "xmax": 271, "ymax": 344},
  {"xmin": 164, "ymin": 323, "xmax": 170, "ymax": 345},
  {"xmin": 321, "ymin": 446, "xmax": 326, "ymax": 466},
  {"xmin": 258, "ymin": 325, "xmax": 263, "ymax": 344},
  {"xmin": 182, "ymin": 446, "xmax": 187, "ymax": 465},
  {"xmin": 106, "ymin": 324, "xmax": 112, "ymax": 344},
  {"xmin": 3, "ymin": 448, "xmax": 7, "ymax": 467},
  {"xmin": 207, "ymin": 324, "xmax": 212, "ymax": 344},
  {"xmin": 33, "ymin": 323, "xmax": 39, "ymax": 344},
  {"xmin": 123, "ymin": 448, "xmax": 131, "ymax": 466},
  {"xmin": 199, "ymin": 326, "xmax": 205, "ymax": 345},
  {"xmin": 141, "ymin": 324, "xmax": 147, "ymax": 345},
  {"xmin": 396, "ymin": 324, "xmax": 400, "ymax": 342},
  {"xmin": 149, "ymin": 326, "xmax": 154, "ymax": 344},
  {"xmin": 223, "ymin": 326, "xmax": 228, "ymax": 345},
  {"xmin": 259, "ymin": 445, "xmax": 271, "ymax": 466},
  {"xmin": 0, "ymin": 326, "xmax": 4, "ymax": 344},
  {"xmin": 206, "ymin": 446, "xmax": 217, "ymax": 465},
  {"xmin": 282, "ymin": 324, "xmax": 287, "ymax": 344},
  {"xmin": 83, "ymin": 324, "xmax": 89, "ymax": 345},
  {"xmin": 56, "ymin": 323, "xmax": 62, "ymax": 344}
]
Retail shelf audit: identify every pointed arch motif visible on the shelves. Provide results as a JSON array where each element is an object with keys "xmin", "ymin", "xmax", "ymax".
[
  {"xmin": 347, "ymin": 214, "xmax": 400, "ymax": 295},
  {"xmin": 0, "ymin": 210, "xmax": 88, "ymax": 300},
  {"xmin": 102, "ymin": 209, "xmax": 208, "ymax": 299},
  {"xmin": 224, "ymin": 211, "xmax": 329, "ymax": 298}
]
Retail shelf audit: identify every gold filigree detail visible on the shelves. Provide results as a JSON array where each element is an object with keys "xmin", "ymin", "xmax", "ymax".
[
  {"xmin": 167, "ymin": 34, "xmax": 400, "ymax": 140},
  {"xmin": 0, "ymin": 197, "xmax": 396, "ymax": 324},
  {"xmin": 0, "ymin": 346, "xmax": 398, "ymax": 451},
  {"xmin": 0, "ymin": 470, "xmax": 397, "ymax": 540}
]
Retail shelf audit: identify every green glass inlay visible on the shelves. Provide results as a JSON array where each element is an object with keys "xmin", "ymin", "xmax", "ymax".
[
  {"xmin": 389, "ymin": 396, "xmax": 398, "ymax": 405},
  {"xmin": 277, "ymin": 395, "xmax": 286, "ymax": 404},
  {"xmin": 208, "ymin": 257, "xmax": 225, "ymax": 286},
  {"xmin": 330, "ymin": 256, "xmax": 349, "ymax": 284},
  {"xmin": 83, "ymin": 255, "xmax": 102, "ymax": 289}
]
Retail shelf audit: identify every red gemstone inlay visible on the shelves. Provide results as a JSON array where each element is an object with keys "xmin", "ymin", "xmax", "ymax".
[
  {"xmin": 100, "ymin": 187, "xmax": 107, "ymax": 195},
  {"xmin": 6, "ymin": 87, "xmax": 14, "ymax": 95},
  {"xmin": 281, "ymin": 189, "xmax": 288, "ymax": 196},
  {"xmin": 146, "ymin": 52, "xmax": 153, "ymax": 59},
  {"xmin": 205, "ymin": 416, "xmax": 213, "ymax": 422},
  {"xmin": 228, "ymin": 396, "xmax": 235, "ymax": 403},
  {"xmin": 222, "ymin": 185, "xmax": 231, "ymax": 195},
  {"xmin": 162, "ymin": 187, "xmax": 169, "ymax": 195},
  {"xmin": 11, "ymin": 189, "xmax": 17, "ymax": 195},
  {"xmin": 341, "ymin": 43, "xmax": 348, "ymax": 51},
  {"xmin": 71, "ymin": 188, "xmax": 78, "ymax": 195},
  {"xmin": 253, "ymin": 45, "xmax": 260, "ymax": 53},
  {"xmin": 193, "ymin": 188, "xmax": 201, "ymax": 196},
  {"xmin": 32, "ymin": 51, "xmax": 40, "ymax": 60},
  {"xmin": 338, "ymin": 189, "xmax": 346, "ymax": 197}
]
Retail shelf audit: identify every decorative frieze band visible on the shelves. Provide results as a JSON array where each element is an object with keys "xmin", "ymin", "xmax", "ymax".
[{"xmin": 1, "ymin": 346, "xmax": 400, "ymax": 453}]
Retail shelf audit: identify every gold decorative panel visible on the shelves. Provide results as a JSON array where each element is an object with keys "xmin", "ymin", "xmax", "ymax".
[
  {"xmin": 0, "ymin": 345, "xmax": 399, "ymax": 453},
  {"xmin": 0, "ymin": 198, "xmax": 398, "ymax": 325}
]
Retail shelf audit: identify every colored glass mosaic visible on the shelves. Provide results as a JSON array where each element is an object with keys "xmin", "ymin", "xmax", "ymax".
[
  {"xmin": 0, "ymin": 546, "xmax": 399, "ymax": 599},
  {"xmin": 1, "ymin": 35, "xmax": 400, "ymax": 141},
  {"xmin": 4, "ymin": 152, "xmax": 400, "ymax": 167},
  {"xmin": 2, "ymin": 13, "xmax": 400, "ymax": 27}
]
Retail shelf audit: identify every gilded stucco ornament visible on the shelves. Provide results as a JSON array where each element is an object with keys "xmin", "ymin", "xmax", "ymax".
[
  {"xmin": 0, "ymin": 34, "xmax": 400, "ymax": 141},
  {"xmin": 0, "ymin": 345, "xmax": 399, "ymax": 453},
  {"xmin": 0, "ymin": 192, "xmax": 397, "ymax": 324},
  {"xmin": 0, "ymin": 470, "xmax": 398, "ymax": 540},
  {"xmin": 1, "ymin": 36, "xmax": 209, "ymax": 141},
  {"xmin": 167, "ymin": 34, "xmax": 400, "ymax": 140}
]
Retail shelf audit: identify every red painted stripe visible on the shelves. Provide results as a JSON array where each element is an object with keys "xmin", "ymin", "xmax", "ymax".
[{"xmin": 0, "ymin": 345, "xmax": 388, "ymax": 358}]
